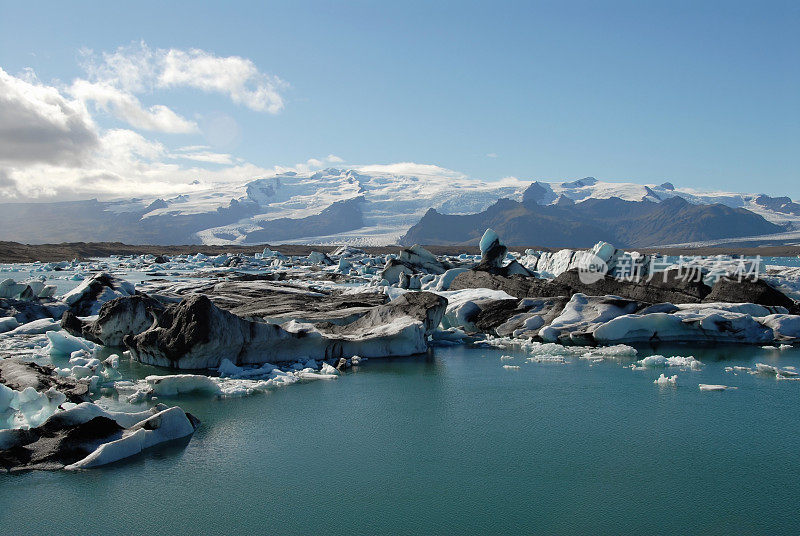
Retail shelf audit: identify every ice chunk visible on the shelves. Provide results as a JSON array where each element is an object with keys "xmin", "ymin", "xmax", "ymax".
[
  {"xmin": 699, "ymin": 384, "xmax": 736, "ymax": 391},
  {"xmin": 61, "ymin": 272, "xmax": 136, "ymax": 315},
  {"xmin": 307, "ymin": 251, "xmax": 334, "ymax": 265},
  {"xmin": 46, "ymin": 330, "xmax": 95, "ymax": 356},
  {"xmin": 2, "ymin": 386, "xmax": 67, "ymax": 429},
  {"xmin": 590, "ymin": 345, "xmax": 638, "ymax": 358},
  {"xmin": 64, "ymin": 406, "xmax": 197, "ymax": 470},
  {"xmin": 433, "ymin": 268, "xmax": 470, "ymax": 291},
  {"xmin": 3, "ymin": 318, "xmax": 60, "ymax": 336},
  {"xmin": 430, "ymin": 327, "xmax": 471, "ymax": 346},
  {"xmin": 588, "ymin": 241, "xmax": 617, "ymax": 264},
  {"xmin": 0, "ymin": 384, "xmax": 17, "ymax": 429},
  {"xmin": 675, "ymin": 302, "xmax": 786, "ymax": 317},
  {"xmin": 479, "ymin": 228, "xmax": 500, "ymax": 256},
  {"xmin": 527, "ymin": 355, "xmax": 567, "ymax": 363},
  {"xmin": 594, "ymin": 310, "xmax": 773, "ymax": 345},
  {"xmin": 754, "ymin": 363, "xmax": 798, "ymax": 377},
  {"xmin": 438, "ymin": 288, "xmax": 516, "ymax": 331},
  {"xmin": 145, "ymin": 374, "xmax": 222, "ymax": 396},
  {"xmin": 636, "ymin": 355, "xmax": 702, "ymax": 370},
  {"xmin": 759, "ymin": 314, "xmax": 800, "ymax": 341},
  {"xmin": 0, "ymin": 316, "xmax": 20, "ymax": 334},
  {"xmin": 218, "ymin": 359, "xmax": 278, "ymax": 379},
  {"xmin": 0, "ymin": 278, "xmax": 29, "ymax": 299},
  {"xmin": 320, "ymin": 362, "xmax": 340, "ymax": 375},
  {"xmin": 653, "ymin": 374, "xmax": 677, "ymax": 385},
  {"xmin": 539, "ymin": 294, "xmax": 640, "ymax": 343},
  {"xmin": 336, "ymin": 258, "xmax": 352, "ymax": 273},
  {"xmin": 296, "ymin": 370, "xmax": 339, "ymax": 381},
  {"xmin": 104, "ymin": 354, "xmax": 120, "ymax": 369},
  {"xmin": 38, "ymin": 285, "xmax": 57, "ymax": 298}
]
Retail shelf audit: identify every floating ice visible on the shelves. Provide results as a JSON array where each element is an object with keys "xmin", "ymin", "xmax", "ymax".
[
  {"xmin": 104, "ymin": 354, "xmax": 120, "ymax": 369},
  {"xmin": 146, "ymin": 374, "xmax": 222, "ymax": 397},
  {"xmin": 2, "ymin": 318, "xmax": 60, "ymax": 336},
  {"xmin": 438, "ymin": 288, "xmax": 516, "ymax": 331},
  {"xmin": 479, "ymin": 228, "xmax": 500, "ymax": 256},
  {"xmin": 0, "ymin": 316, "xmax": 20, "ymax": 334},
  {"xmin": 64, "ymin": 405, "xmax": 198, "ymax": 470},
  {"xmin": 539, "ymin": 293, "xmax": 640, "ymax": 343},
  {"xmin": 754, "ymin": 363, "xmax": 798, "ymax": 377},
  {"xmin": 654, "ymin": 374, "xmax": 677, "ymax": 386},
  {"xmin": 46, "ymin": 330, "xmax": 95, "ymax": 356},
  {"xmin": 699, "ymin": 384, "xmax": 736, "ymax": 391},
  {"xmin": 593, "ymin": 309, "xmax": 774, "ymax": 345},
  {"xmin": 636, "ymin": 355, "xmax": 702, "ymax": 370},
  {"xmin": 0, "ymin": 385, "xmax": 67, "ymax": 430}
]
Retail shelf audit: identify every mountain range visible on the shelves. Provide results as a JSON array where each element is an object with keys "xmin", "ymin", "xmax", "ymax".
[
  {"xmin": 0, "ymin": 168, "xmax": 797, "ymax": 248},
  {"xmin": 400, "ymin": 193, "xmax": 783, "ymax": 248}
]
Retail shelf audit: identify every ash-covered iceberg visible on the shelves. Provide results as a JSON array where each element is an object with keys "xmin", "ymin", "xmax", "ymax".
[
  {"xmin": 124, "ymin": 292, "xmax": 447, "ymax": 369},
  {"xmin": 0, "ymin": 403, "xmax": 199, "ymax": 471}
]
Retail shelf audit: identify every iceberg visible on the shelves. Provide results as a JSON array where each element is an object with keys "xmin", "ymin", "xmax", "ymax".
[
  {"xmin": 636, "ymin": 355, "xmax": 702, "ymax": 370},
  {"xmin": 46, "ymin": 330, "xmax": 95, "ymax": 356},
  {"xmin": 699, "ymin": 384, "xmax": 736, "ymax": 391},
  {"xmin": 126, "ymin": 292, "xmax": 446, "ymax": 369},
  {"xmin": 653, "ymin": 374, "xmax": 677, "ymax": 385},
  {"xmin": 539, "ymin": 293, "xmax": 641, "ymax": 343},
  {"xmin": 0, "ymin": 316, "xmax": 20, "ymax": 333}
]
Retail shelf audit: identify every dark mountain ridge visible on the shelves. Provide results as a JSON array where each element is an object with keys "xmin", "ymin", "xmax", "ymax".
[{"xmin": 401, "ymin": 195, "xmax": 785, "ymax": 248}]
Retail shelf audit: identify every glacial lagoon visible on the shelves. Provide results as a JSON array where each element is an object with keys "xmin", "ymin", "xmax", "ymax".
[
  {"xmin": 2, "ymin": 342, "xmax": 799, "ymax": 535},
  {"xmin": 2, "ymin": 247, "xmax": 800, "ymax": 534}
]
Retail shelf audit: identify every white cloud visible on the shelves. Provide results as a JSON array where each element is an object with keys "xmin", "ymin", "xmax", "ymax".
[
  {"xmin": 4, "ymin": 127, "xmax": 270, "ymax": 200},
  {"xmin": 160, "ymin": 48, "xmax": 285, "ymax": 113},
  {"xmin": 280, "ymin": 155, "xmax": 348, "ymax": 174},
  {"xmin": 172, "ymin": 151, "xmax": 234, "ymax": 165},
  {"xmin": 177, "ymin": 145, "xmax": 211, "ymax": 152},
  {"xmin": 486, "ymin": 153, "xmax": 498, "ymax": 158},
  {"xmin": 356, "ymin": 162, "xmax": 467, "ymax": 179},
  {"xmin": 306, "ymin": 158, "xmax": 324, "ymax": 168},
  {"xmin": 0, "ymin": 60, "xmax": 339, "ymax": 202},
  {"xmin": 82, "ymin": 42, "xmax": 286, "ymax": 113},
  {"xmin": 0, "ymin": 168, "xmax": 18, "ymax": 198},
  {"xmin": 70, "ymin": 80, "xmax": 198, "ymax": 133},
  {"xmin": 0, "ymin": 67, "xmax": 98, "ymax": 166}
]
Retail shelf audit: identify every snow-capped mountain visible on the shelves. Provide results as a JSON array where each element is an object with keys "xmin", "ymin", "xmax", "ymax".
[
  {"xmin": 0, "ymin": 167, "xmax": 798, "ymax": 246},
  {"xmin": 192, "ymin": 168, "xmax": 529, "ymax": 245},
  {"xmin": 523, "ymin": 177, "xmax": 800, "ymax": 230}
]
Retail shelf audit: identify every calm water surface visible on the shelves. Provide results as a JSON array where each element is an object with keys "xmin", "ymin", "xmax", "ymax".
[{"xmin": 2, "ymin": 344, "xmax": 799, "ymax": 535}]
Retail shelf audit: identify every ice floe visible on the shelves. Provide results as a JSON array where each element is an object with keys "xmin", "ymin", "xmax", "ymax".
[
  {"xmin": 0, "ymin": 402, "xmax": 199, "ymax": 470},
  {"xmin": 698, "ymin": 384, "xmax": 737, "ymax": 391},
  {"xmin": 635, "ymin": 355, "xmax": 702, "ymax": 370},
  {"xmin": 654, "ymin": 374, "xmax": 678, "ymax": 386}
]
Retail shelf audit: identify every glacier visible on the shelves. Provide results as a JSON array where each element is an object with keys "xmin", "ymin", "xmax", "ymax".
[{"xmin": 2, "ymin": 168, "xmax": 800, "ymax": 246}]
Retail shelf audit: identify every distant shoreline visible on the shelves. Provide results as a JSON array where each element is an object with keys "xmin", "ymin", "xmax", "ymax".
[{"xmin": 2, "ymin": 240, "xmax": 799, "ymax": 263}]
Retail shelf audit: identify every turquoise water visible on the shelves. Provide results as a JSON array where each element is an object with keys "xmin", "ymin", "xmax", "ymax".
[{"xmin": 2, "ymin": 344, "xmax": 799, "ymax": 535}]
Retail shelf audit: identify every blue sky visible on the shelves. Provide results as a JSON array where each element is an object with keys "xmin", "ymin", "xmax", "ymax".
[{"xmin": 0, "ymin": 0, "xmax": 797, "ymax": 199}]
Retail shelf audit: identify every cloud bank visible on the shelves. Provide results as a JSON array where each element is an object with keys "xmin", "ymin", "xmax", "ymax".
[
  {"xmin": 0, "ymin": 43, "xmax": 301, "ymax": 200},
  {"xmin": 0, "ymin": 68, "xmax": 98, "ymax": 167},
  {"xmin": 81, "ymin": 42, "xmax": 286, "ymax": 114},
  {"xmin": 0, "ymin": 42, "xmax": 460, "ymax": 203}
]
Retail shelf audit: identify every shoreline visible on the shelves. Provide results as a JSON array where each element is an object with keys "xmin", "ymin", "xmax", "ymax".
[{"xmin": 2, "ymin": 240, "xmax": 800, "ymax": 264}]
